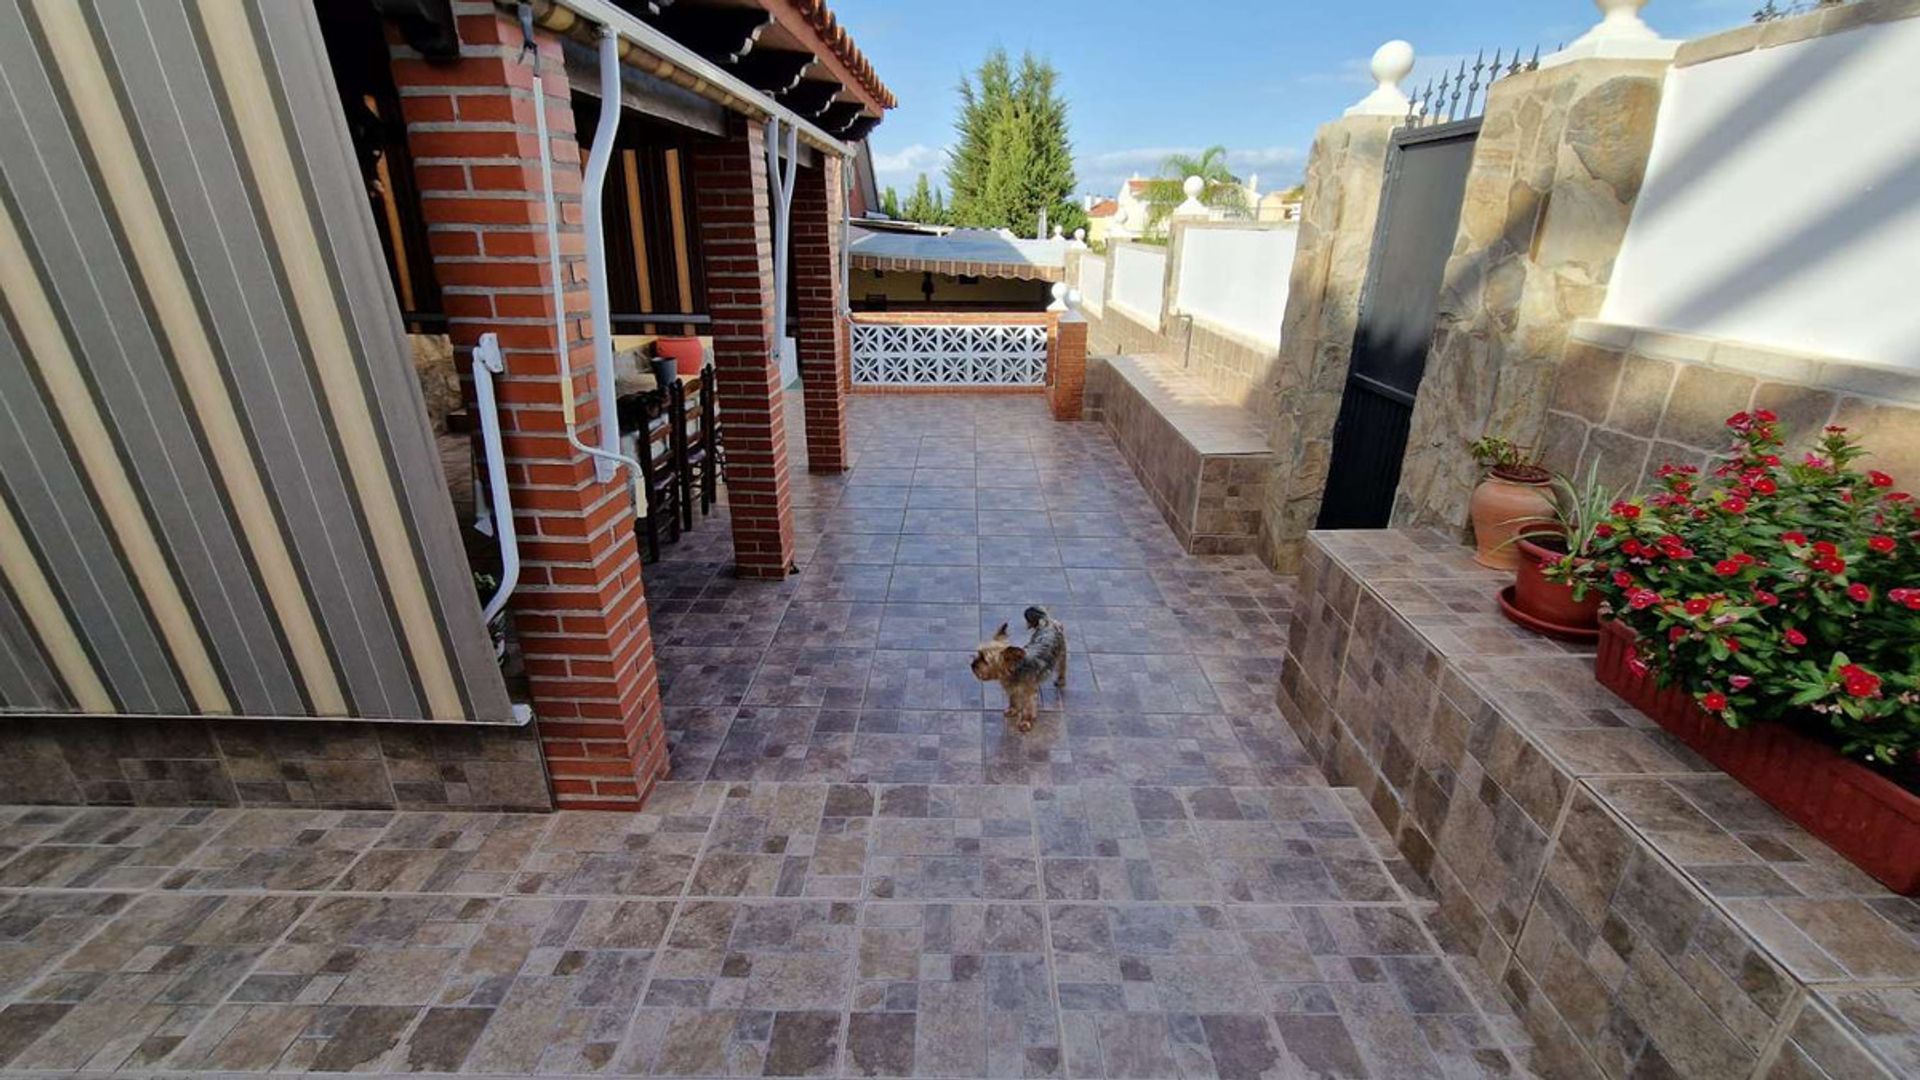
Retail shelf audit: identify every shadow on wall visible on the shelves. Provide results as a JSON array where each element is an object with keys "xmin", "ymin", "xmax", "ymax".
[{"xmin": 1397, "ymin": 24, "xmax": 1909, "ymax": 530}]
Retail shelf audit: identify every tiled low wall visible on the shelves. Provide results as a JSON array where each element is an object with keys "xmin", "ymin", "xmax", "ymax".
[
  {"xmin": 1279, "ymin": 529, "xmax": 1919, "ymax": 1079},
  {"xmin": 0, "ymin": 716, "xmax": 551, "ymax": 811},
  {"xmin": 1084, "ymin": 356, "xmax": 1270, "ymax": 554}
]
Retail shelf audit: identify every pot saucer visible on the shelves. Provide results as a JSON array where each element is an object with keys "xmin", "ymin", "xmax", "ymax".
[{"xmin": 1497, "ymin": 585, "xmax": 1600, "ymax": 644}]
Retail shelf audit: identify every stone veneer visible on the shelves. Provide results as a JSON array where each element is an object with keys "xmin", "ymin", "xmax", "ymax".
[
  {"xmin": 1540, "ymin": 320, "xmax": 1920, "ymax": 491},
  {"xmin": 1280, "ymin": 529, "xmax": 1920, "ymax": 1078},
  {"xmin": 1392, "ymin": 58, "xmax": 1670, "ymax": 536},
  {"xmin": 1083, "ymin": 356, "xmax": 1270, "ymax": 554},
  {"xmin": 0, "ymin": 715, "xmax": 550, "ymax": 810},
  {"xmin": 1258, "ymin": 114, "xmax": 1398, "ymax": 572}
]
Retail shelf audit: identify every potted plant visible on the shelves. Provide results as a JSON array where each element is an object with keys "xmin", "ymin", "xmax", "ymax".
[
  {"xmin": 1467, "ymin": 435, "xmax": 1553, "ymax": 570},
  {"xmin": 1496, "ymin": 460, "xmax": 1619, "ymax": 642},
  {"xmin": 1564, "ymin": 411, "xmax": 1920, "ymax": 893}
]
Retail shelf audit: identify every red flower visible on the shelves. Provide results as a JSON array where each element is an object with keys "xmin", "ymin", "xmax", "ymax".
[
  {"xmin": 1729, "ymin": 675, "xmax": 1753, "ymax": 691},
  {"xmin": 1812, "ymin": 540, "xmax": 1838, "ymax": 555},
  {"xmin": 1626, "ymin": 651, "xmax": 1651, "ymax": 678},
  {"xmin": 1781, "ymin": 531, "xmax": 1807, "ymax": 546},
  {"xmin": 1889, "ymin": 588, "xmax": 1920, "ymax": 611},
  {"xmin": 1753, "ymin": 478, "xmax": 1778, "ymax": 496},
  {"xmin": 1868, "ymin": 470, "xmax": 1895, "ymax": 488},
  {"xmin": 1721, "ymin": 496, "xmax": 1747, "ymax": 514},
  {"xmin": 1627, "ymin": 589, "xmax": 1661, "ymax": 611},
  {"xmin": 1701, "ymin": 691, "xmax": 1729, "ymax": 712},
  {"xmin": 1848, "ymin": 583, "xmax": 1873, "ymax": 603},
  {"xmin": 1869, "ymin": 536, "xmax": 1897, "ymax": 554},
  {"xmin": 1784, "ymin": 628, "xmax": 1808, "ymax": 647},
  {"xmin": 1887, "ymin": 491, "xmax": 1913, "ymax": 503},
  {"xmin": 1612, "ymin": 571, "xmax": 1634, "ymax": 588},
  {"xmin": 1612, "ymin": 501, "xmax": 1643, "ymax": 520},
  {"xmin": 1753, "ymin": 589, "xmax": 1779, "ymax": 607},
  {"xmin": 1754, "ymin": 409, "xmax": 1777, "ymax": 423},
  {"xmin": 1668, "ymin": 626, "xmax": 1689, "ymax": 643},
  {"xmin": 1595, "ymin": 523, "xmax": 1615, "ymax": 539},
  {"xmin": 1733, "ymin": 552, "xmax": 1757, "ymax": 566},
  {"xmin": 1684, "ymin": 597, "xmax": 1711, "ymax": 616},
  {"xmin": 1714, "ymin": 560, "xmax": 1741, "ymax": 577},
  {"xmin": 1838, "ymin": 664, "xmax": 1882, "ymax": 698}
]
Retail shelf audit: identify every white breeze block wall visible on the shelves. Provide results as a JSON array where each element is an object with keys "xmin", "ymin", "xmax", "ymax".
[
  {"xmin": 1079, "ymin": 252, "xmax": 1107, "ymax": 315},
  {"xmin": 1110, "ymin": 244, "xmax": 1166, "ymax": 327},
  {"xmin": 1174, "ymin": 225, "xmax": 1298, "ymax": 348},
  {"xmin": 1602, "ymin": 19, "xmax": 1920, "ymax": 371}
]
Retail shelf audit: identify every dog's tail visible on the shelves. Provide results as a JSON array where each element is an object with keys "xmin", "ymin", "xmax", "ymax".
[{"xmin": 1023, "ymin": 606, "xmax": 1051, "ymax": 629}]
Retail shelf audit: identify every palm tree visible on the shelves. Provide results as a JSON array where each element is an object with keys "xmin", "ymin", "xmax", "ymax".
[{"xmin": 1140, "ymin": 146, "xmax": 1249, "ymax": 239}]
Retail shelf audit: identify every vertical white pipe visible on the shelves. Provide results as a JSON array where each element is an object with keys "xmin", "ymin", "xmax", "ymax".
[
  {"xmin": 766, "ymin": 117, "xmax": 798, "ymax": 371},
  {"xmin": 582, "ymin": 28, "xmax": 624, "ymax": 481},
  {"xmin": 472, "ymin": 334, "xmax": 518, "ymax": 625}
]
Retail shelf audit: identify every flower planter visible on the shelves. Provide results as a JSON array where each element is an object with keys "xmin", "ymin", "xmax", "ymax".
[
  {"xmin": 1500, "ymin": 533, "xmax": 1601, "ymax": 642},
  {"xmin": 1468, "ymin": 468, "xmax": 1552, "ymax": 570},
  {"xmin": 1597, "ymin": 620, "xmax": 1920, "ymax": 895}
]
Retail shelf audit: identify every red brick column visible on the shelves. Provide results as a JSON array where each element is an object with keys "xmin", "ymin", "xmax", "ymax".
[
  {"xmin": 1050, "ymin": 312, "xmax": 1088, "ymax": 420},
  {"xmin": 790, "ymin": 158, "xmax": 850, "ymax": 472},
  {"xmin": 390, "ymin": 11, "xmax": 667, "ymax": 809},
  {"xmin": 691, "ymin": 119, "xmax": 797, "ymax": 577}
]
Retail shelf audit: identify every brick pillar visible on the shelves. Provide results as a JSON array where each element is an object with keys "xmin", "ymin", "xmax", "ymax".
[
  {"xmin": 1049, "ymin": 311, "xmax": 1088, "ymax": 421},
  {"xmin": 690, "ymin": 119, "xmax": 797, "ymax": 577},
  {"xmin": 790, "ymin": 158, "xmax": 850, "ymax": 472},
  {"xmin": 390, "ymin": 10, "xmax": 668, "ymax": 808}
]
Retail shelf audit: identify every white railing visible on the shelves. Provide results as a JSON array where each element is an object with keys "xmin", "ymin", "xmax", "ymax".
[{"xmin": 851, "ymin": 320, "xmax": 1050, "ymax": 387}]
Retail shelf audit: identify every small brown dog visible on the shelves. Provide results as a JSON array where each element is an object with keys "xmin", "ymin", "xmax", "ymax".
[{"xmin": 970, "ymin": 606, "xmax": 1068, "ymax": 732}]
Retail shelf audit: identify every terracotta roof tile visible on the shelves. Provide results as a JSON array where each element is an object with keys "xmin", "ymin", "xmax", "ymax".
[{"xmin": 788, "ymin": 0, "xmax": 895, "ymax": 110}]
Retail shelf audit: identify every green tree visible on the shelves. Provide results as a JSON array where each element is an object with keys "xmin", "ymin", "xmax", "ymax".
[
  {"xmin": 901, "ymin": 173, "xmax": 947, "ymax": 225},
  {"xmin": 944, "ymin": 49, "xmax": 1080, "ymax": 235},
  {"xmin": 880, "ymin": 185, "xmax": 902, "ymax": 219},
  {"xmin": 1140, "ymin": 146, "xmax": 1248, "ymax": 239}
]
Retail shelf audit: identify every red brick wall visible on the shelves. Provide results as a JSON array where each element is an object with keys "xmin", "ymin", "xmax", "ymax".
[
  {"xmin": 690, "ymin": 118, "xmax": 797, "ymax": 578},
  {"xmin": 390, "ymin": 10, "xmax": 667, "ymax": 809},
  {"xmin": 790, "ymin": 158, "xmax": 850, "ymax": 473}
]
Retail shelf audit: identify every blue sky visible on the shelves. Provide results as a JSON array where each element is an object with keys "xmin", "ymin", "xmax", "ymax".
[{"xmin": 831, "ymin": 0, "xmax": 1761, "ymax": 200}]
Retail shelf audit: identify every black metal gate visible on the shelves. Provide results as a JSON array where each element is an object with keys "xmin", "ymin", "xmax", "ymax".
[{"xmin": 1316, "ymin": 120, "xmax": 1480, "ymax": 530}]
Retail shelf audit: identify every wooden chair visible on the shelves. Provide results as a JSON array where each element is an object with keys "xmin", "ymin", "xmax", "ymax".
[
  {"xmin": 669, "ymin": 365, "xmax": 721, "ymax": 530},
  {"xmin": 631, "ymin": 390, "xmax": 681, "ymax": 563}
]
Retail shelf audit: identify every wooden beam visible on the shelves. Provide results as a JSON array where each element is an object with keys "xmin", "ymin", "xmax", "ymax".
[{"xmin": 730, "ymin": 48, "xmax": 814, "ymax": 95}]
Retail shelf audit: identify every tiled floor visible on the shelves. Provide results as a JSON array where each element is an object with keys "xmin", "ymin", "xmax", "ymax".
[{"xmin": 0, "ymin": 396, "xmax": 1534, "ymax": 1077}]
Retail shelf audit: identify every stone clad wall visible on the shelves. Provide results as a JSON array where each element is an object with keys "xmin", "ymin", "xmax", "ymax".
[
  {"xmin": 1258, "ymin": 115, "xmax": 1398, "ymax": 571},
  {"xmin": 1540, "ymin": 321, "xmax": 1920, "ymax": 493},
  {"xmin": 1391, "ymin": 60, "xmax": 1669, "ymax": 535}
]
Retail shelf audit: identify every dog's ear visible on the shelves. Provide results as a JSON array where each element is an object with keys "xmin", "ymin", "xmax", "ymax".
[
  {"xmin": 993, "ymin": 622, "xmax": 1009, "ymax": 641},
  {"xmin": 1003, "ymin": 646, "xmax": 1024, "ymax": 665}
]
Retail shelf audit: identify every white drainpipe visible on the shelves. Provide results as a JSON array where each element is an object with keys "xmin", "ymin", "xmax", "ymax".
[
  {"xmin": 581, "ymin": 27, "xmax": 625, "ymax": 483},
  {"xmin": 766, "ymin": 116, "xmax": 798, "ymax": 376},
  {"xmin": 471, "ymin": 333, "xmax": 519, "ymax": 624},
  {"xmin": 530, "ymin": 47, "xmax": 644, "ymax": 501}
]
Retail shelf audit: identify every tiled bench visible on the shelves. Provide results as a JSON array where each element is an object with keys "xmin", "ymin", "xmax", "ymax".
[
  {"xmin": 1083, "ymin": 354, "xmax": 1271, "ymax": 554},
  {"xmin": 1279, "ymin": 528, "xmax": 1920, "ymax": 1079}
]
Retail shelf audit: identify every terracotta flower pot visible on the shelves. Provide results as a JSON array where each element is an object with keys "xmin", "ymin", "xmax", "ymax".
[
  {"xmin": 1509, "ymin": 533, "xmax": 1600, "ymax": 632},
  {"xmin": 1468, "ymin": 468, "xmax": 1552, "ymax": 570},
  {"xmin": 653, "ymin": 336, "xmax": 706, "ymax": 377},
  {"xmin": 1596, "ymin": 620, "xmax": 1920, "ymax": 896}
]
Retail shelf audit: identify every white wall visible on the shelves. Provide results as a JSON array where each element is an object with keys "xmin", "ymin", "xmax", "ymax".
[
  {"xmin": 1173, "ymin": 225, "xmax": 1298, "ymax": 348},
  {"xmin": 1110, "ymin": 244, "xmax": 1166, "ymax": 326},
  {"xmin": 1078, "ymin": 253, "xmax": 1107, "ymax": 315},
  {"xmin": 1602, "ymin": 20, "xmax": 1920, "ymax": 371}
]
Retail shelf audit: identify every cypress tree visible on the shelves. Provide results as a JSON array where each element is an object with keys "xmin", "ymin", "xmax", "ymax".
[{"xmin": 945, "ymin": 49, "xmax": 1078, "ymax": 234}]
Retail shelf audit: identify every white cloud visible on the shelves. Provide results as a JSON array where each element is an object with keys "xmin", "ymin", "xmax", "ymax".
[
  {"xmin": 870, "ymin": 142, "xmax": 949, "ymax": 194},
  {"xmin": 1075, "ymin": 145, "xmax": 1307, "ymax": 200}
]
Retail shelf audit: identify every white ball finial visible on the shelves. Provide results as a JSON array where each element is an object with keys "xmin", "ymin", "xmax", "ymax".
[
  {"xmin": 1048, "ymin": 281, "xmax": 1070, "ymax": 311},
  {"xmin": 1345, "ymin": 40, "xmax": 1415, "ymax": 117},
  {"xmin": 1542, "ymin": 0, "xmax": 1675, "ymax": 67},
  {"xmin": 1173, "ymin": 175, "xmax": 1209, "ymax": 219},
  {"xmin": 1072, "ymin": 227, "xmax": 1087, "ymax": 244}
]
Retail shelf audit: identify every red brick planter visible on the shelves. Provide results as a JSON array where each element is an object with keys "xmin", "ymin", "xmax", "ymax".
[{"xmin": 1596, "ymin": 620, "xmax": 1920, "ymax": 895}]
